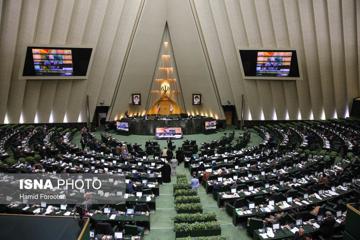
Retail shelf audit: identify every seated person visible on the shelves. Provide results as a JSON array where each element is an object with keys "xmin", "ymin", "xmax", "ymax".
[
  {"xmin": 294, "ymin": 227, "xmax": 312, "ymax": 240},
  {"xmin": 211, "ymin": 161, "xmax": 217, "ymax": 171},
  {"xmin": 264, "ymin": 212, "xmax": 285, "ymax": 225},
  {"xmin": 202, "ymin": 171, "xmax": 211, "ymax": 183},
  {"xmin": 126, "ymin": 180, "xmax": 135, "ymax": 194},
  {"xmin": 295, "ymin": 205, "xmax": 324, "ymax": 220},
  {"xmin": 198, "ymin": 163, "xmax": 205, "ymax": 172},
  {"xmin": 133, "ymin": 171, "xmax": 141, "ymax": 181},
  {"xmin": 318, "ymin": 211, "xmax": 336, "ymax": 238},
  {"xmin": 120, "ymin": 145, "xmax": 130, "ymax": 158}
]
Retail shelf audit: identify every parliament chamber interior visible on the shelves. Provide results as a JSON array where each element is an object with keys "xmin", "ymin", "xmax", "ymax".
[{"xmin": 0, "ymin": 0, "xmax": 360, "ymax": 240}]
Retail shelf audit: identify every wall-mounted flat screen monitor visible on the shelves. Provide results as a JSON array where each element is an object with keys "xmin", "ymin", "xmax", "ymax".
[
  {"xmin": 116, "ymin": 122, "xmax": 129, "ymax": 132},
  {"xmin": 239, "ymin": 50, "xmax": 300, "ymax": 80},
  {"xmin": 22, "ymin": 46, "xmax": 93, "ymax": 79},
  {"xmin": 155, "ymin": 127, "xmax": 183, "ymax": 139},
  {"xmin": 205, "ymin": 120, "xmax": 217, "ymax": 130}
]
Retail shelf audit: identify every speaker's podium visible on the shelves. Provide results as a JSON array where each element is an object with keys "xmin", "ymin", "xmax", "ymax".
[
  {"xmin": 0, "ymin": 214, "xmax": 89, "ymax": 240},
  {"xmin": 343, "ymin": 203, "xmax": 360, "ymax": 240}
]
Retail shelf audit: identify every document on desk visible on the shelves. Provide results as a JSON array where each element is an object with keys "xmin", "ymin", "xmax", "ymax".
[
  {"xmin": 33, "ymin": 208, "xmax": 41, "ymax": 214},
  {"xmin": 22, "ymin": 206, "xmax": 30, "ymax": 211},
  {"xmin": 266, "ymin": 229, "xmax": 274, "ymax": 238},
  {"xmin": 290, "ymin": 227, "xmax": 299, "ymax": 234},
  {"xmin": 110, "ymin": 214, "xmax": 116, "ymax": 220},
  {"xmin": 328, "ymin": 190, "xmax": 338, "ymax": 196},
  {"xmin": 280, "ymin": 202, "xmax": 290, "ymax": 209},
  {"xmin": 63, "ymin": 211, "xmax": 71, "ymax": 216},
  {"xmin": 314, "ymin": 193, "xmax": 322, "ymax": 200},
  {"xmin": 260, "ymin": 233, "xmax": 268, "ymax": 239},
  {"xmin": 261, "ymin": 207, "xmax": 271, "ymax": 212},
  {"xmin": 313, "ymin": 223, "xmax": 320, "ymax": 229}
]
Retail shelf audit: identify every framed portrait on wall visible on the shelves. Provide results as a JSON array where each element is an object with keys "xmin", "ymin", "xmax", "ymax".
[
  {"xmin": 192, "ymin": 94, "xmax": 201, "ymax": 105},
  {"xmin": 132, "ymin": 93, "xmax": 141, "ymax": 105}
]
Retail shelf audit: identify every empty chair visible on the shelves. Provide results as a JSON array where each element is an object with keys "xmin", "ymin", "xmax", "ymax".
[
  {"xmin": 124, "ymin": 224, "xmax": 144, "ymax": 237},
  {"xmin": 285, "ymin": 189, "xmax": 300, "ymax": 198},
  {"xmin": 246, "ymin": 217, "xmax": 264, "ymax": 237},
  {"xmin": 142, "ymin": 188, "xmax": 153, "ymax": 195},
  {"xmin": 135, "ymin": 203, "xmax": 150, "ymax": 213},
  {"xmin": 113, "ymin": 203, "xmax": 127, "ymax": 212},
  {"xmin": 270, "ymin": 192, "xmax": 285, "ymax": 202},
  {"xmin": 95, "ymin": 222, "xmax": 115, "ymax": 235},
  {"xmin": 278, "ymin": 212, "xmax": 293, "ymax": 225},
  {"xmin": 249, "ymin": 196, "xmax": 265, "ymax": 205},
  {"xmin": 234, "ymin": 198, "xmax": 247, "ymax": 208}
]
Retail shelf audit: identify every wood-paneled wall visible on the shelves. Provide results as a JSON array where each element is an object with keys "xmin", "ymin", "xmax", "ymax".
[{"xmin": 0, "ymin": 0, "xmax": 359, "ymax": 123}]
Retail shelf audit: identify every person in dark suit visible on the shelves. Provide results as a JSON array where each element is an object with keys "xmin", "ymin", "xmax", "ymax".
[
  {"xmin": 167, "ymin": 138, "xmax": 173, "ymax": 150},
  {"xmin": 126, "ymin": 180, "xmax": 135, "ymax": 194},
  {"xmin": 161, "ymin": 161, "xmax": 171, "ymax": 183},
  {"xmin": 318, "ymin": 211, "xmax": 336, "ymax": 238},
  {"xmin": 80, "ymin": 138, "xmax": 85, "ymax": 150},
  {"xmin": 198, "ymin": 162, "xmax": 205, "ymax": 172},
  {"xmin": 176, "ymin": 147, "xmax": 184, "ymax": 165},
  {"xmin": 166, "ymin": 148, "xmax": 173, "ymax": 161}
]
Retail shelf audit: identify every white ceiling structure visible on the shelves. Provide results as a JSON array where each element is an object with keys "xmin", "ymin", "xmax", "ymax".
[{"xmin": 0, "ymin": 0, "xmax": 359, "ymax": 123}]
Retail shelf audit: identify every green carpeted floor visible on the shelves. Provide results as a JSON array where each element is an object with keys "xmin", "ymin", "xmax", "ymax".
[
  {"xmin": 72, "ymin": 128, "xmax": 262, "ymax": 239},
  {"xmin": 144, "ymin": 163, "xmax": 252, "ymax": 240}
]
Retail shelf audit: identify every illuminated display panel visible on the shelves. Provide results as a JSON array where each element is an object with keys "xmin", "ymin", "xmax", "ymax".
[
  {"xmin": 116, "ymin": 122, "xmax": 129, "ymax": 132},
  {"xmin": 256, "ymin": 51, "xmax": 292, "ymax": 77},
  {"xmin": 239, "ymin": 50, "xmax": 300, "ymax": 79},
  {"xmin": 205, "ymin": 120, "xmax": 217, "ymax": 130},
  {"xmin": 32, "ymin": 48, "xmax": 73, "ymax": 76},
  {"xmin": 155, "ymin": 127, "xmax": 183, "ymax": 139},
  {"xmin": 22, "ymin": 46, "xmax": 93, "ymax": 79}
]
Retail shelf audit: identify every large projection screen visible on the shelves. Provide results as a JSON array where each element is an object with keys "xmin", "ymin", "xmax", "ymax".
[
  {"xmin": 239, "ymin": 49, "xmax": 301, "ymax": 80},
  {"xmin": 20, "ymin": 45, "xmax": 94, "ymax": 80}
]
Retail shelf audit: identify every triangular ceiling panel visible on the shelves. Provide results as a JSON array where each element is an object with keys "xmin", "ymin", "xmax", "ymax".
[
  {"xmin": 109, "ymin": 0, "xmax": 224, "ymax": 120},
  {"xmin": 146, "ymin": 23, "xmax": 186, "ymax": 115}
]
